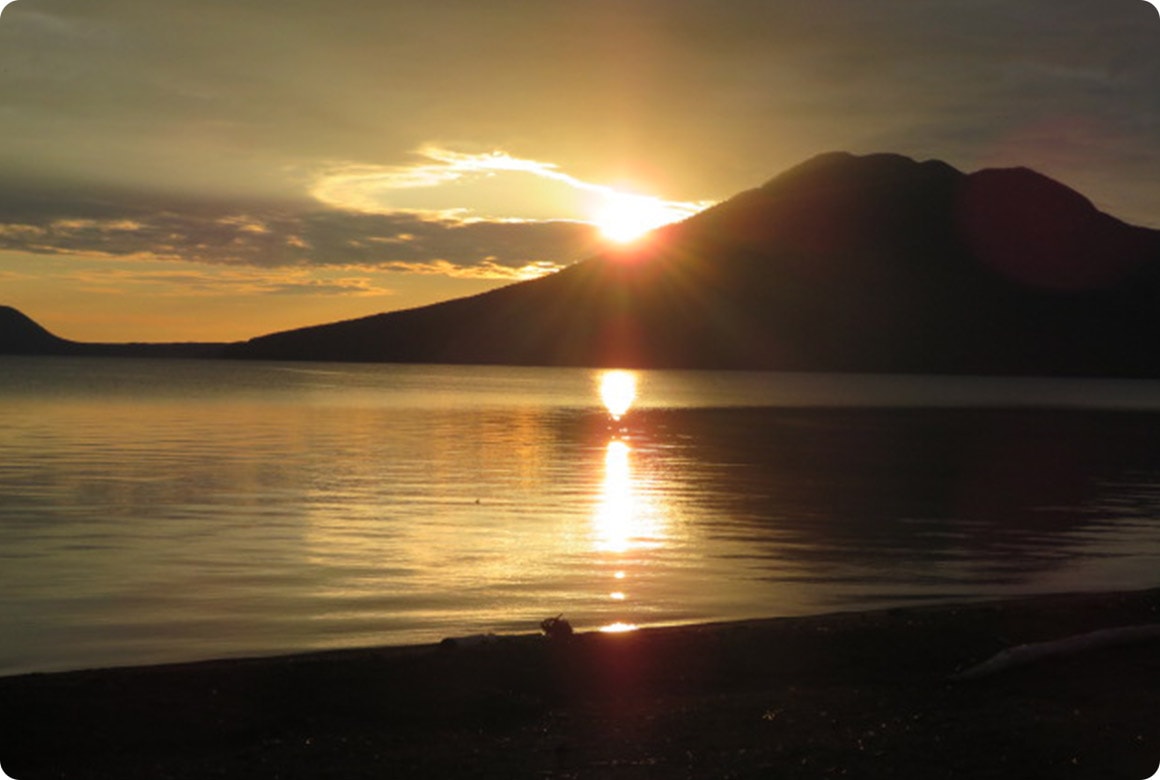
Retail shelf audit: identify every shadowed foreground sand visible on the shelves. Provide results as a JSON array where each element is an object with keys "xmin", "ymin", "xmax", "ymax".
[{"xmin": 2, "ymin": 589, "xmax": 1158, "ymax": 779}]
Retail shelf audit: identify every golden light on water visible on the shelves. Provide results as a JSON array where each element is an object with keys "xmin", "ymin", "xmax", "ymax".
[
  {"xmin": 599, "ymin": 370, "xmax": 637, "ymax": 420},
  {"xmin": 599, "ymin": 622, "xmax": 639, "ymax": 633},
  {"xmin": 594, "ymin": 440, "xmax": 635, "ymax": 554},
  {"xmin": 592, "ymin": 439, "xmax": 666, "ymax": 552}
]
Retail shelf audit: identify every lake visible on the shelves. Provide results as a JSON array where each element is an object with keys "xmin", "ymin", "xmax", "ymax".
[{"xmin": 2, "ymin": 356, "xmax": 1160, "ymax": 676}]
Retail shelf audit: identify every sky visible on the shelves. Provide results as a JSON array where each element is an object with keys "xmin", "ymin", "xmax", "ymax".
[{"xmin": 0, "ymin": 0, "xmax": 1157, "ymax": 342}]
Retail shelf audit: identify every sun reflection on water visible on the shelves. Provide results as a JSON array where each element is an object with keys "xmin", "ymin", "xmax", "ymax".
[
  {"xmin": 590, "ymin": 369, "xmax": 672, "ymax": 635},
  {"xmin": 592, "ymin": 439, "xmax": 665, "ymax": 554},
  {"xmin": 599, "ymin": 370, "xmax": 637, "ymax": 421}
]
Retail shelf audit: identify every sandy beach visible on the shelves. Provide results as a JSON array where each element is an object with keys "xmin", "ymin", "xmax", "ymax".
[{"xmin": 2, "ymin": 588, "xmax": 1158, "ymax": 779}]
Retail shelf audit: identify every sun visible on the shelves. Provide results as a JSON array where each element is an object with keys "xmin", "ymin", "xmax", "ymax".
[{"xmin": 593, "ymin": 190, "xmax": 685, "ymax": 244}]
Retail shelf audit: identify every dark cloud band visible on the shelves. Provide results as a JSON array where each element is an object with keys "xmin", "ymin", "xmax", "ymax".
[{"xmin": 0, "ymin": 186, "xmax": 602, "ymax": 279}]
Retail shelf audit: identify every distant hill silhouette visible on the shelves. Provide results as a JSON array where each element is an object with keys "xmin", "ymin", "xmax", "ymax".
[
  {"xmin": 223, "ymin": 152, "xmax": 1160, "ymax": 376},
  {"xmin": 0, "ymin": 305, "xmax": 79, "ymax": 355},
  {"xmin": 0, "ymin": 305, "xmax": 223, "ymax": 359}
]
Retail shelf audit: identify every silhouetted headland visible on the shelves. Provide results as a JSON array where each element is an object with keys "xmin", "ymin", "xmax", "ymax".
[
  {"xmin": 0, "ymin": 305, "xmax": 223, "ymax": 359},
  {"xmin": 7, "ymin": 152, "xmax": 1160, "ymax": 375}
]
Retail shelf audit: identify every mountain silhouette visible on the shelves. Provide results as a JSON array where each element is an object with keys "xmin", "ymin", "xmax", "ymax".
[
  {"xmin": 0, "ymin": 305, "xmax": 79, "ymax": 354},
  {"xmin": 5, "ymin": 152, "xmax": 1160, "ymax": 375},
  {"xmin": 222, "ymin": 152, "xmax": 1160, "ymax": 376},
  {"xmin": 0, "ymin": 305, "xmax": 222, "ymax": 359}
]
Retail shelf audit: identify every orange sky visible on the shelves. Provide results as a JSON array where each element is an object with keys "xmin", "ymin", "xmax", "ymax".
[{"xmin": 0, "ymin": 0, "xmax": 1158, "ymax": 342}]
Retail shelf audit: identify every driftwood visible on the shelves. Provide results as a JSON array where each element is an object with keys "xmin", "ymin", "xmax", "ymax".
[{"xmin": 952, "ymin": 624, "xmax": 1160, "ymax": 681}]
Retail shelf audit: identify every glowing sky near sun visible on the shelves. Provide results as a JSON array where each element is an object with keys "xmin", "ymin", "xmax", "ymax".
[
  {"xmin": 310, "ymin": 146, "xmax": 712, "ymax": 243},
  {"xmin": 0, "ymin": 0, "xmax": 1157, "ymax": 341}
]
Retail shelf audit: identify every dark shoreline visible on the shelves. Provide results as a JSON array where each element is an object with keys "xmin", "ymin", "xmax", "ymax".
[{"xmin": 2, "ymin": 588, "xmax": 1159, "ymax": 779}]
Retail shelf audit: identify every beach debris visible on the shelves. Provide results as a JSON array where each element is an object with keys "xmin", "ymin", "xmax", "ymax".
[
  {"xmin": 951, "ymin": 623, "xmax": 1160, "ymax": 680},
  {"xmin": 540, "ymin": 614, "xmax": 574, "ymax": 640},
  {"xmin": 439, "ymin": 633, "xmax": 498, "ymax": 649}
]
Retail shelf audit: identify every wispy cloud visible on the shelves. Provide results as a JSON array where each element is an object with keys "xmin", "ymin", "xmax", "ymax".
[
  {"xmin": 378, "ymin": 258, "xmax": 564, "ymax": 281},
  {"xmin": 0, "ymin": 140, "xmax": 718, "ymax": 284},
  {"xmin": 0, "ymin": 181, "xmax": 604, "ymax": 279},
  {"xmin": 310, "ymin": 146, "xmax": 713, "ymax": 228},
  {"xmin": 58, "ymin": 264, "xmax": 393, "ymax": 298}
]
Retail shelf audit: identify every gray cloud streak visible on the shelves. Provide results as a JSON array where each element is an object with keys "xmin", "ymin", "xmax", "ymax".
[{"xmin": 0, "ymin": 185, "xmax": 603, "ymax": 277}]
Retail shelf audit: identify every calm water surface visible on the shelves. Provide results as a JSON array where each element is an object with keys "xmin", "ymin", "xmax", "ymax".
[{"xmin": 2, "ymin": 357, "xmax": 1160, "ymax": 675}]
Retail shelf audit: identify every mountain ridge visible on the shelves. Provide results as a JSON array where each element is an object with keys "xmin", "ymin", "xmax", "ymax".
[
  {"xmin": 221, "ymin": 152, "xmax": 1160, "ymax": 375},
  {"xmin": 5, "ymin": 151, "xmax": 1160, "ymax": 376}
]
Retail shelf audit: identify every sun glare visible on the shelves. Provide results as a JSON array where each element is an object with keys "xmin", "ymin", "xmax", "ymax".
[
  {"xmin": 593, "ymin": 190, "xmax": 685, "ymax": 244},
  {"xmin": 599, "ymin": 370, "xmax": 637, "ymax": 420}
]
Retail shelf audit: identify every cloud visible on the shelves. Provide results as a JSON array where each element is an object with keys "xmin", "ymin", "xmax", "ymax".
[
  {"xmin": 377, "ymin": 259, "xmax": 564, "ymax": 281},
  {"xmin": 0, "ymin": 180, "xmax": 605, "ymax": 279},
  {"xmin": 0, "ymin": 143, "xmax": 716, "ymax": 280},
  {"xmin": 315, "ymin": 147, "xmax": 582, "ymax": 195},
  {"xmin": 310, "ymin": 146, "xmax": 713, "ymax": 226},
  {"xmin": 297, "ymin": 209, "xmax": 604, "ymax": 277},
  {"xmin": 0, "ymin": 209, "xmax": 302, "ymax": 265},
  {"xmin": 55, "ymin": 264, "xmax": 393, "ymax": 298}
]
